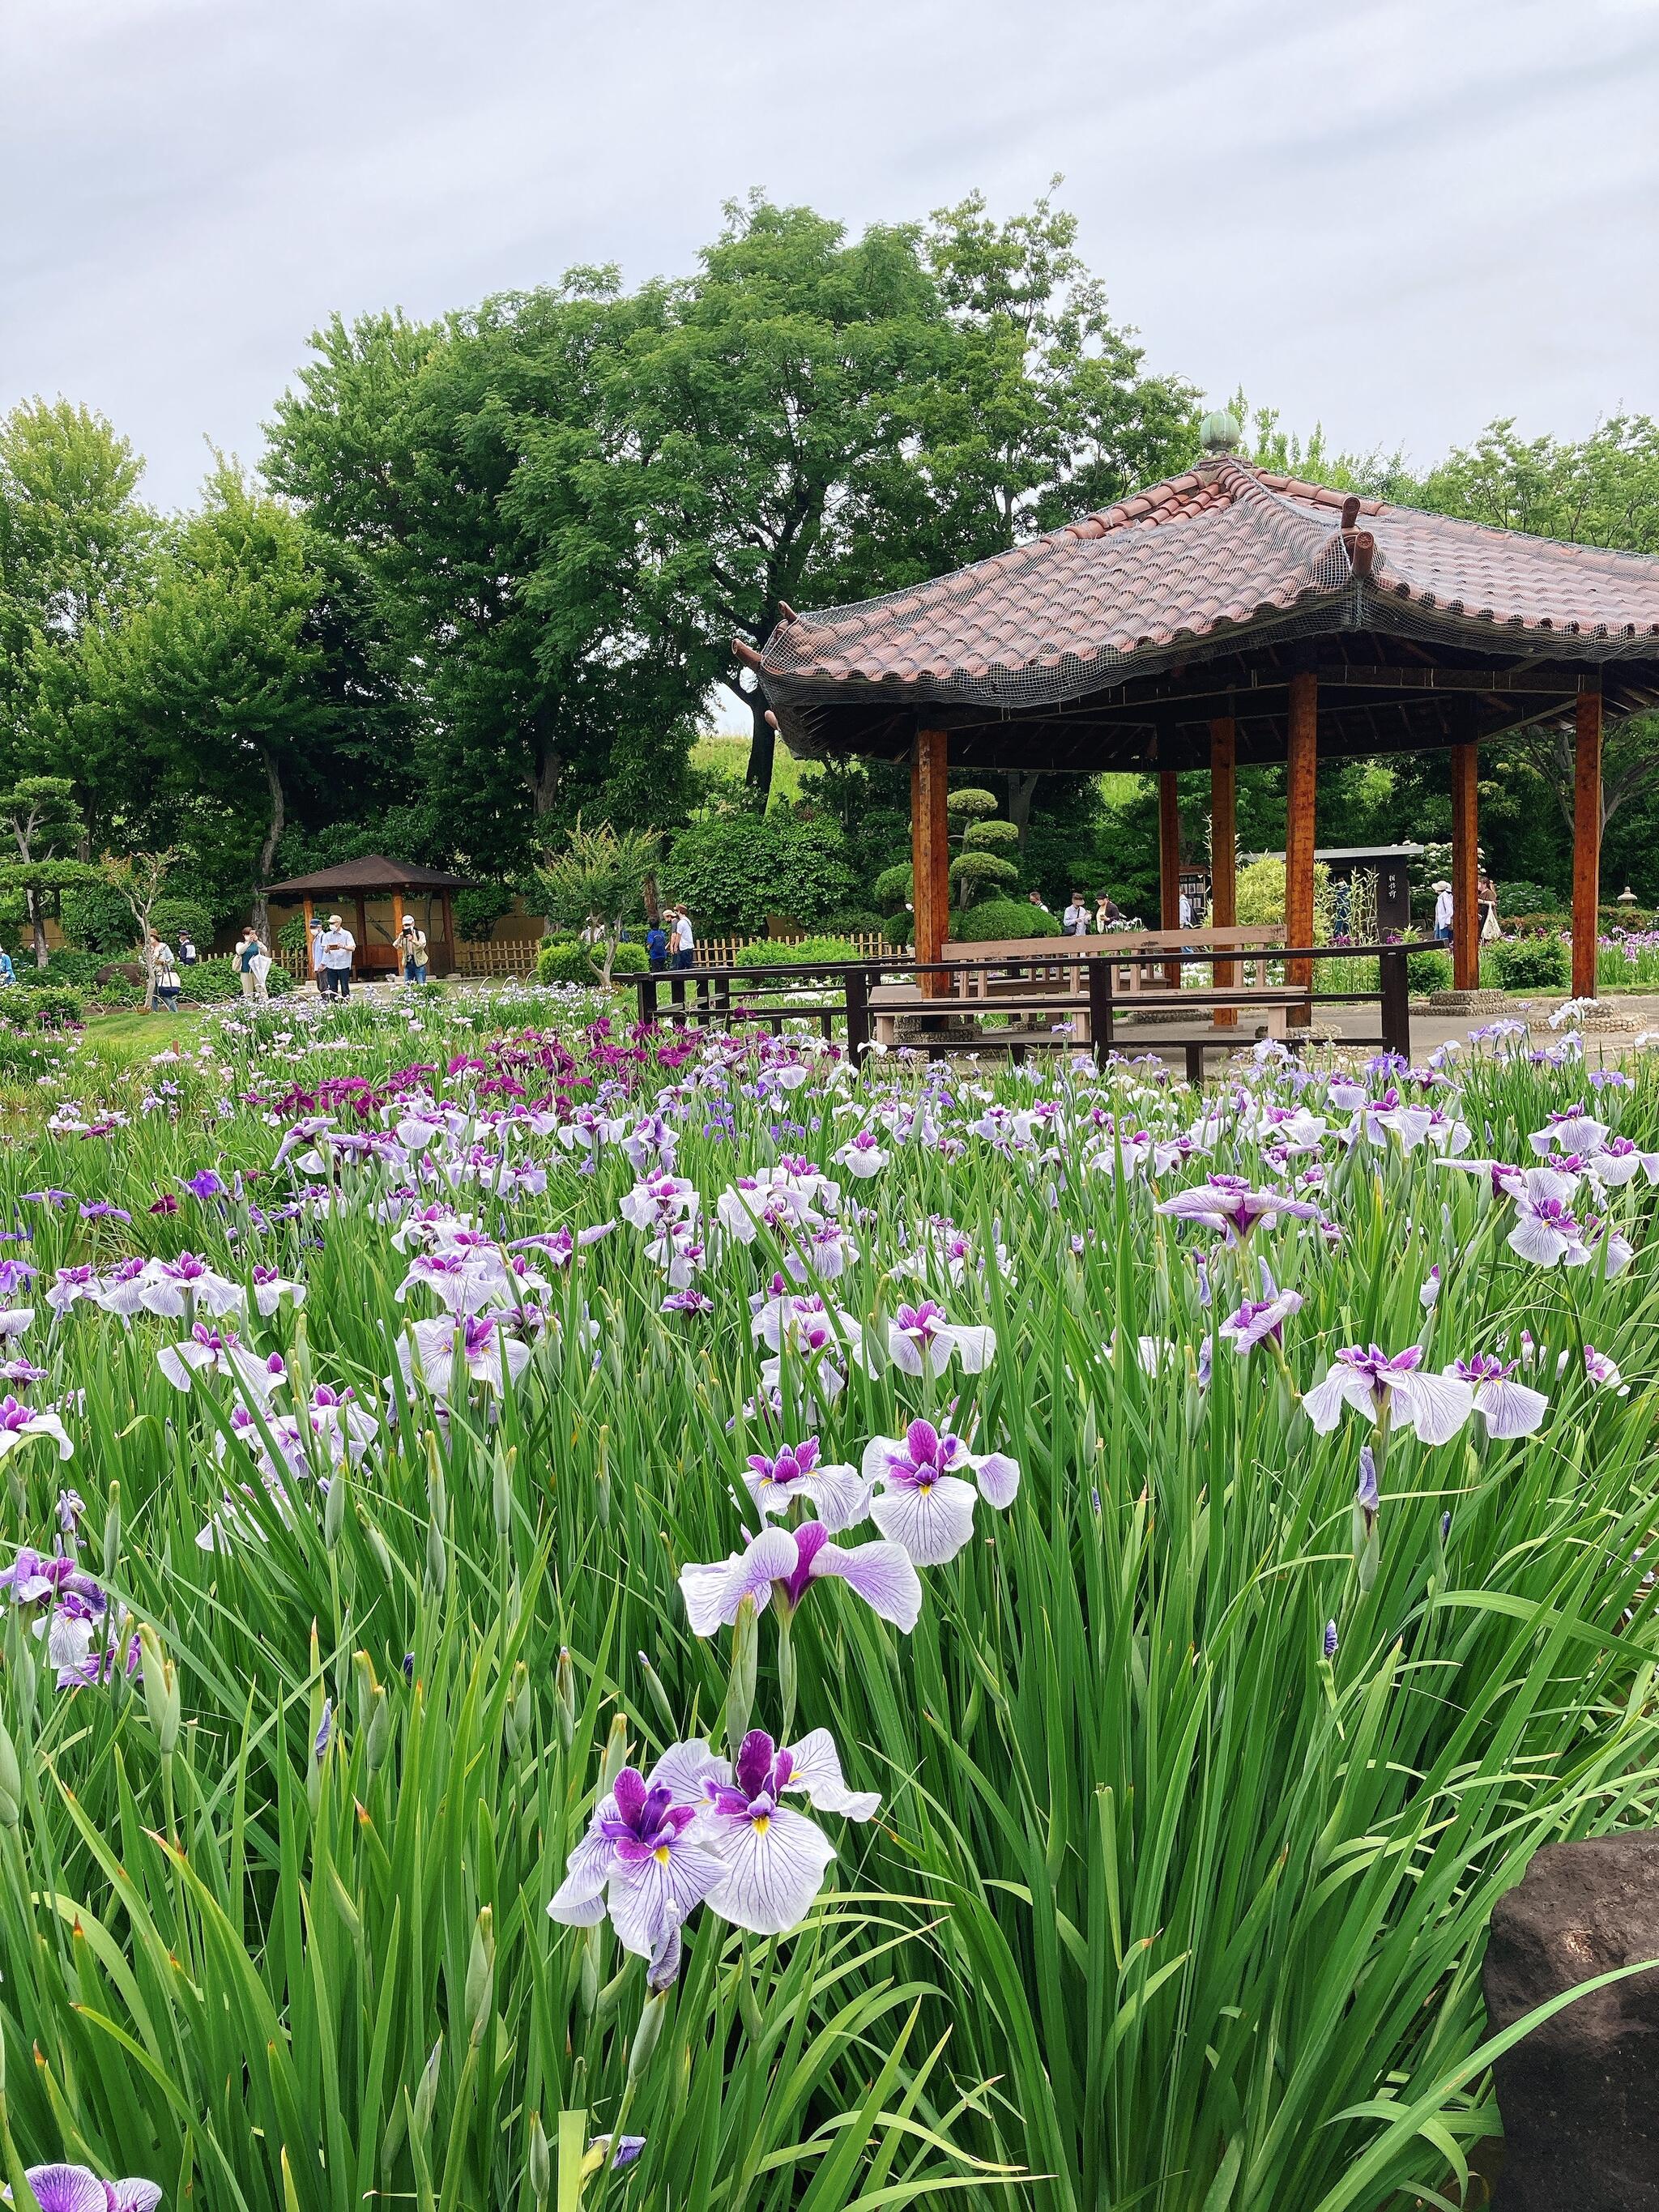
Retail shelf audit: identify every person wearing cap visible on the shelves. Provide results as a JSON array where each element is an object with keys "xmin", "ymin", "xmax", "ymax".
[
  {"xmin": 399, "ymin": 915, "xmax": 429, "ymax": 986},
  {"xmin": 318, "ymin": 913, "xmax": 356, "ymax": 996},
  {"xmin": 1431, "ymin": 880, "xmax": 1454, "ymax": 944},
  {"xmin": 672, "ymin": 906, "xmax": 696, "ymax": 970},
  {"xmin": 1061, "ymin": 889, "xmax": 1092, "ymax": 936}
]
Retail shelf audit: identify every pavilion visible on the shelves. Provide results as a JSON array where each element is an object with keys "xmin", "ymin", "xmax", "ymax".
[
  {"xmin": 264, "ymin": 856, "xmax": 476, "ymax": 977},
  {"xmin": 746, "ymin": 416, "xmax": 1659, "ymax": 1002}
]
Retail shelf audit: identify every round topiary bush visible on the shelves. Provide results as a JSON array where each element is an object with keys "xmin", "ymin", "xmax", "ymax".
[
  {"xmin": 1489, "ymin": 936, "xmax": 1571, "ymax": 993},
  {"xmin": 946, "ymin": 900, "xmax": 1064, "ymax": 942},
  {"xmin": 1406, "ymin": 948, "xmax": 1452, "ymax": 995},
  {"xmin": 535, "ymin": 939, "xmax": 648, "ymax": 987}
]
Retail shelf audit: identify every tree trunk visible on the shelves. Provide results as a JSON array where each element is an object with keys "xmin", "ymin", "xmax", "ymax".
[
  {"xmin": 254, "ymin": 743, "xmax": 285, "ymax": 936},
  {"xmin": 1007, "ymin": 770, "xmax": 1043, "ymax": 850},
  {"xmin": 642, "ymin": 870, "xmax": 661, "ymax": 926},
  {"xmin": 743, "ymin": 688, "xmax": 775, "ymax": 803},
  {"xmin": 27, "ymin": 888, "xmax": 48, "ymax": 970},
  {"xmin": 529, "ymin": 717, "xmax": 563, "ymax": 817}
]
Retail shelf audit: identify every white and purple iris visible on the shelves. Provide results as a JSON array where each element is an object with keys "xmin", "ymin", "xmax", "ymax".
[
  {"xmin": 741, "ymin": 1438, "xmax": 870, "ymax": 1533},
  {"xmin": 6, "ymin": 2163, "xmax": 161, "ymax": 2212},
  {"xmin": 697, "ymin": 1727, "xmax": 879, "ymax": 1936},
  {"xmin": 859, "ymin": 1419, "xmax": 1020, "ymax": 1566},
  {"xmin": 1301, "ymin": 1345, "xmax": 1473, "ymax": 1445},
  {"xmin": 1446, "ymin": 1353, "xmax": 1549, "ymax": 1439},
  {"xmin": 1156, "ymin": 1175, "xmax": 1320, "ymax": 1243},
  {"xmin": 680, "ymin": 1519, "xmax": 922, "ymax": 1635},
  {"xmin": 876, "ymin": 1302, "xmax": 997, "ymax": 1379},
  {"xmin": 548, "ymin": 1740, "xmax": 725, "ymax": 1957},
  {"xmin": 1217, "ymin": 1265, "xmax": 1303, "ymax": 1355},
  {"xmin": 0, "ymin": 1395, "xmax": 73, "ymax": 1461}
]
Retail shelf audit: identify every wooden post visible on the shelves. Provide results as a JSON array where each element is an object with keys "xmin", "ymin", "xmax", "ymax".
[
  {"xmin": 1450, "ymin": 739, "xmax": 1480, "ymax": 991},
  {"xmin": 1158, "ymin": 768, "xmax": 1181, "ymax": 986},
  {"xmin": 1086, "ymin": 955, "xmax": 1114, "ymax": 1068},
  {"xmin": 1380, "ymin": 944, "xmax": 1411, "ymax": 1059},
  {"xmin": 302, "ymin": 896, "xmax": 315, "ymax": 983},
  {"xmin": 1286, "ymin": 672, "xmax": 1318, "ymax": 1016},
  {"xmin": 912, "ymin": 728, "xmax": 950, "ymax": 1000},
  {"xmin": 354, "ymin": 891, "xmax": 369, "ymax": 979},
  {"xmin": 1572, "ymin": 689, "xmax": 1602, "ymax": 999},
  {"xmin": 1209, "ymin": 718, "xmax": 1237, "ymax": 1025},
  {"xmin": 843, "ymin": 964, "xmax": 870, "ymax": 1059}
]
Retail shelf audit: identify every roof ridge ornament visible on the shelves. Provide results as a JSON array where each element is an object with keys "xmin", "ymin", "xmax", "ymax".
[{"xmin": 1199, "ymin": 407, "xmax": 1241, "ymax": 456}]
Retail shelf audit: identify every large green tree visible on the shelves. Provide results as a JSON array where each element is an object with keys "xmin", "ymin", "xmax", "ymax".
[
  {"xmin": 75, "ymin": 466, "xmax": 373, "ymax": 927},
  {"xmin": 0, "ymin": 399, "xmax": 156, "ymax": 828},
  {"xmin": 265, "ymin": 292, "xmax": 698, "ymax": 868}
]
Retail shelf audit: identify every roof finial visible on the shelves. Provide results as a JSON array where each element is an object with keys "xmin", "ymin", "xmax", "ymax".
[{"xmin": 1199, "ymin": 407, "xmax": 1241, "ymax": 456}]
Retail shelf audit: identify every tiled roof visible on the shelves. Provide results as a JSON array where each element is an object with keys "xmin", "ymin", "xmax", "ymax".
[
  {"xmin": 757, "ymin": 458, "xmax": 1659, "ymax": 714},
  {"xmin": 265, "ymin": 855, "xmax": 477, "ymax": 895}
]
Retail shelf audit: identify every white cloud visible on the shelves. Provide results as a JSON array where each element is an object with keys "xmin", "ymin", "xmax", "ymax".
[{"xmin": 2, "ymin": 0, "xmax": 1655, "ymax": 509}]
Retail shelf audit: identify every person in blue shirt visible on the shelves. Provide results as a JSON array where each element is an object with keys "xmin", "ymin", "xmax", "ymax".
[
  {"xmin": 0, "ymin": 945, "xmax": 14, "ymax": 987},
  {"xmin": 645, "ymin": 920, "xmax": 668, "ymax": 971}
]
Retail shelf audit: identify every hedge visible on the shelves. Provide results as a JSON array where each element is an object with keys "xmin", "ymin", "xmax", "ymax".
[
  {"xmin": 1488, "ymin": 936, "xmax": 1571, "ymax": 992},
  {"xmin": 535, "ymin": 940, "xmax": 649, "ymax": 987},
  {"xmin": 945, "ymin": 901, "xmax": 1064, "ymax": 942}
]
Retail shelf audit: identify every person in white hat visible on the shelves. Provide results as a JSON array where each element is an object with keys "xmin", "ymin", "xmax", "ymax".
[
  {"xmin": 318, "ymin": 913, "xmax": 356, "ymax": 997},
  {"xmin": 1431, "ymin": 880, "xmax": 1454, "ymax": 944}
]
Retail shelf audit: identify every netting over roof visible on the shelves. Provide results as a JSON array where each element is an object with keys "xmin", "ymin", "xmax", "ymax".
[{"xmin": 757, "ymin": 458, "xmax": 1659, "ymax": 731}]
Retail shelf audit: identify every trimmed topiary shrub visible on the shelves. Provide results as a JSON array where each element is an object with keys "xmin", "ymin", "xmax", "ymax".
[
  {"xmin": 178, "ymin": 957, "xmax": 291, "ymax": 1003},
  {"xmin": 946, "ymin": 900, "xmax": 1064, "ymax": 942},
  {"xmin": 1489, "ymin": 935, "xmax": 1571, "ymax": 993},
  {"xmin": 731, "ymin": 937, "xmax": 862, "ymax": 969}
]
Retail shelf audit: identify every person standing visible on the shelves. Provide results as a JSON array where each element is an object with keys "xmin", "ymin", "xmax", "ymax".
[
  {"xmin": 672, "ymin": 906, "xmax": 695, "ymax": 971},
  {"xmin": 645, "ymin": 915, "xmax": 668, "ymax": 971},
  {"xmin": 318, "ymin": 913, "xmax": 356, "ymax": 997},
  {"xmin": 1094, "ymin": 892, "xmax": 1122, "ymax": 931},
  {"xmin": 1026, "ymin": 889, "xmax": 1050, "ymax": 915},
  {"xmin": 1062, "ymin": 889, "xmax": 1092, "ymax": 936},
  {"xmin": 149, "ymin": 933, "xmax": 181, "ymax": 1012},
  {"xmin": 309, "ymin": 916, "xmax": 329, "ymax": 995},
  {"xmin": 398, "ymin": 915, "xmax": 429, "ymax": 985},
  {"xmin": 1432, "ymin": 880, "xmax": 1454, "ymax": 944},
  {"xmin": 1478, "ymin": 872, "xmax": 1500, "ymax": 942},
  {"xmin": 234, "ymin": 925, "xmax": 268, "ymax": 1003},
  {"xmin": 176, "ymin": 927, "xmax": 199, "ymax": 970},
  {"xmin": 0, "ymin": 944, "xmax": 15, "ymax": 988}
]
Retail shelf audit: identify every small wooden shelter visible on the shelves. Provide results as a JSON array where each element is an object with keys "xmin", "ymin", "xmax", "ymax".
[
  {"xmin": 748, "ymin": 421, "xmax": 1659, "ymax": 1000},
  {"xmin": 264, "ymin": 856, "xmax": 475, "ymax": 977}
]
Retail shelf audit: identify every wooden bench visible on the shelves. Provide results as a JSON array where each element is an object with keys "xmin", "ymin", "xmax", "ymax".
[{"xmin": 937, "ymin": 927, "xmax": 1289, "ymax": 1029}]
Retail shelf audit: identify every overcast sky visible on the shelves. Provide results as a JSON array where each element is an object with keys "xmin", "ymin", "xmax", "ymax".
[{"xmin": 4, "ymin": 0, "xmax": 1657, "ymax": 514}]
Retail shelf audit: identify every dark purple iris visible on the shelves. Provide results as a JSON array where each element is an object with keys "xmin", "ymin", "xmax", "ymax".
[
  {"xmin": 461, "ymin": 1315, "xmax": 498, "ymax": 1358},
  {"xmin": 748, "ymin": 1438, "xmax": 821, "ymax": 1490},
  {"xmin": 708, "ymin": 1728, "xmax": 794, "ymax": 1822},
  {"xmin": 881, "ymin": 1419, "xmax": 959, "ymax": 1491},
  {"xmin": 603, "ymin": 1767, "xmax": 700, "ymax": 1860}
]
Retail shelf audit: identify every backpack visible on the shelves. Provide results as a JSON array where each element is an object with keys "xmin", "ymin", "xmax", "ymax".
[{"xmin": 646, "ymin": 927, "xmax": 667, "ymax": 961}]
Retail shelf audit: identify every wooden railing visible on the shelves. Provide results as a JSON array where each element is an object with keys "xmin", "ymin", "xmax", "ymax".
[{"xmin": 632, "ymin": 941, "xmax": 1430, "ymax": 1079}]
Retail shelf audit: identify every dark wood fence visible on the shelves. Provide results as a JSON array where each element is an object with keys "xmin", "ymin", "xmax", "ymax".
[{"xmin": 634, "ymin": 940, "xmax": 1428, "ymax": 1080}]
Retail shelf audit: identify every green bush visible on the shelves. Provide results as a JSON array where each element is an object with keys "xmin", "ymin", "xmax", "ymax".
[
  {"xmin": 178, "ymin": 957, "xmax": 291, "ymax": 1004},
  {"xmin": 945, "ymin": 900, "xmax": 1064, "ymax": 942},
  {"xmin": 1489, "ymin": 935, "xmax": 1571, "ymax": 993},
  {"xmin": 20, "ymin": 983, "xmax": 84, "ymax": 1028},
  {"xmin": 872, "ymin": 864, "xmax": 913, "ymax": 912},
  {"xmin": 58, "ymin": 880, "xmax": 140, "ymax": 954},
  {"xmin": 454, "ymin": 885, "xmax": 514, "ymax": 941},
  {"xmin": 1405, "ymin": 948, "xmax": 1452, "ymax": 994},
  {"xmin": 152, "ymin": 897, "xmax": 215, "ymax": 950},
  {"xmin": 949, "ymin": 850, "xmax": 1020, "ymax": 900},
  {"xmin": 821, "ymin": 910, "xmax": 886, "ymax": 937},
  {"xmin": 15, "ymin": 949, "xmax": 104, "ymax": 988},
  {"xmin": 1497, "ymin": 880, "xmax": 1558, "ymax": 917},
  {"xmin": 730, "ymin": 936, "xmax": 861, "ymax": 969},
  {"xmin": 881, "ymin": 912, "xmax": 914, "ymax": 946},
  {"xmin": 535, "ymin": 939, "xmax": 648, "ymax": 987},
  {"xmin": 664, "ymin": 810, "xmax": 857, "ymax": 934}
]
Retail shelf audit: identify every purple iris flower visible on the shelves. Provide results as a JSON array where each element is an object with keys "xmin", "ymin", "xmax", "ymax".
[
  {"xmin": 11, "ymin": 2164, "xmax": 161, "ymax": 2212},
  {"xmin": 860, "ymin": 1418, "xmax": 1020, "ymax": 1565},
  {"xmin": 1218, "ymin": 1264, "xmax": 1303, "ymax": 1354},
  {"xmin": 1302, "ymin": 1345, "xmax": 1473, "ymax": 1445},
  {"xmin": 680, "ymin": 1519, "xmax": 921, "ymax": 1635},
  {"xmin": 0, "ymin": 1548, "xmax": 103, "ymax": 1608},
  {"xmin": 1446, "ymin": 1353, "xmax": 1549, "ymax": 1439},
  {"xmin": 1155, "ymin": 1174, "xmax": 1320, "ymax": 1242},
  {"xmin": 548, "ymin": 1740, "xmax": 724, "ymax": 1956},
  {"xmin": 742, "ymin": 1438, "xmax": 870, "ymax": 1533},
  {"xmin": 78, "ymin": 1202, "xmax": 131, "ymax": 1222},
  {"xmin": 694, "ymin": 1726, "xmax": 880, "ymax": 1936},
  {"xmin": 313, "ymin": 1700, "xmax": 333, "ymax": 1762},
  {"xmin": 1323, "ymin": 1620, "xmax": 1339, "ymax": 1660}
]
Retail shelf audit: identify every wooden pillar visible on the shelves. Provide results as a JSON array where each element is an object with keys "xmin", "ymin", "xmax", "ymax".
[
  {"xmin": 912, "ymin": 728, "xmax": 950, "ymax": 999},
  {"xmin": 440, "ymin": 889, "xmax": 456, "ymax": 979},
  {"xmin": 302, "ymin": 897, "xmax": 315, "ymax": 981},
  {"xmin": 1572, "ymin": 688, "xmax": 1602, "ymax": 999},
  {"xmin": 354, "ymin": 891, "xmax": 369, "ymax": 976},
  {"xmin": 1210, "ymin": 719, "xmax": 1237, "ymax": 1024},
  {"xmin": 1285, "ymin": 671, "xmax": 1318, "ymax": 1014},
  {"xmin": 1158, "ymin": 768, "xmax": 1182, "ymax": 986},
  {"xmin": 1450, "ymin": 739, "xmax": 1480, "ymax": 991}
]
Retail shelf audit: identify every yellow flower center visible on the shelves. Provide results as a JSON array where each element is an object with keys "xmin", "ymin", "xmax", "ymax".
[
  {"xmin": 654, "ymin": 1843, "xmax": 671, "ymax": 1863},
  {"xmin": 753, "ymin": 1813, "xmax": 771, "ymax": 1835}
]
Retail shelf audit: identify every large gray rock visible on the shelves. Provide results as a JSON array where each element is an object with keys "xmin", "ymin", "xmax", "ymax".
[{"xmin": 1485, "ymin": 1832, "xmax": 1659, "ymax": 2210}]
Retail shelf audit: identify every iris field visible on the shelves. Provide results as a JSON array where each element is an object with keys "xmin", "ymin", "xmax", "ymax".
[{"xmin": 0, "ymin": 986, "xmax": 1655, "ymax": 2211}]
